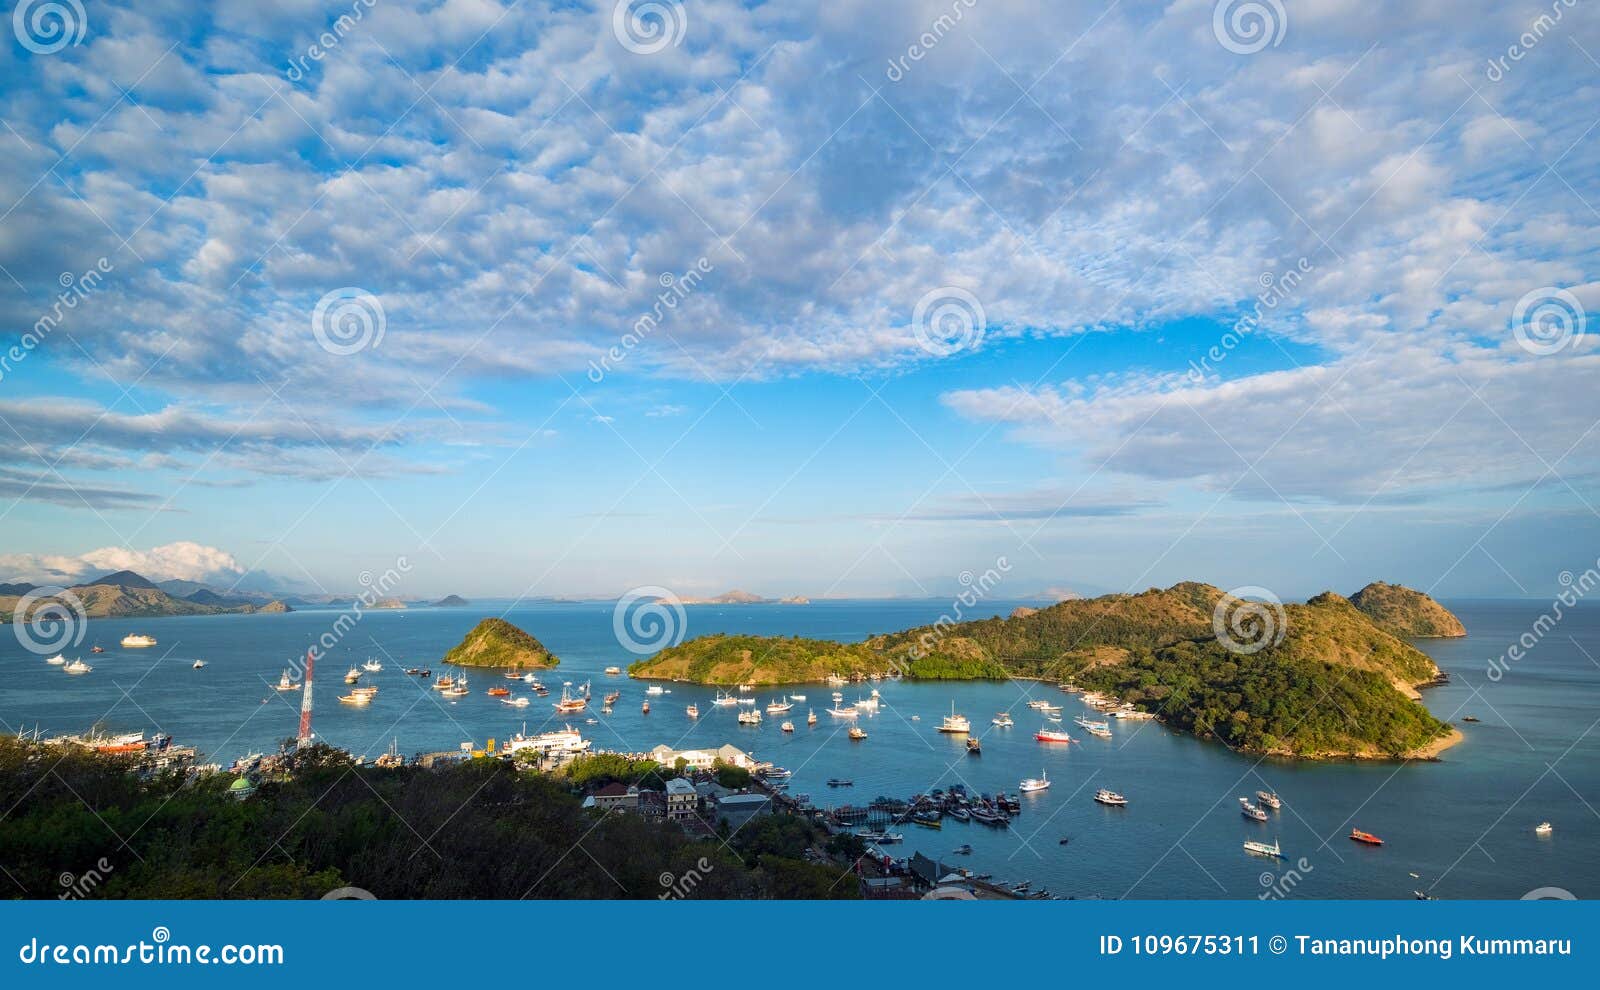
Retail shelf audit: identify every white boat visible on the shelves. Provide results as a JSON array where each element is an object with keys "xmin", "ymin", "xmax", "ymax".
[
  {"xmin": 1074, "ymin": 715, "xmax": 1112, "ymax": 738},
  {"xmin": 604, "ymin": 666, "xmax": 622, "ymax": 676},
  {"xmin": 712, "ymin": 690, "xmax": 739, "ymax": 706},
  {"xmin": 1243, "ymin": 838, "xmax": 1283, "ymax": 858},
  {"xmin": 737, "ymin": 684, "xmax": 754, "ymax": 692},
  {"xmin": 63, "ymin": 659, "xmax": 92, "ymax": 675},
  {"xmin": 362, "ymin": 659, "xmax": 382, "ymax": 672},
  {"xmin": 992, "ymin": 712, "xmax": 1014, "ymax": 727},
  {"xmin": 120, "ymin": 634, "xmax": 157, "ymax": 648},
  {"xmin": 275, "ymin": 669, "xmax": 300, "ymax": 691},
  {"xmin": 766, "ymin": 697, "xmax": 793, "ymax": 713},
  {"xmin": 686, "ymin": 705, "xmax": 699, "ymax": 718},
  {"xmin": 344, "ymin": 666, "xmax": 362, "ymax": 684},
  {"xmin": 502, "ymin": 696, "xmax": 531, "ymax": 708},
  {"xmin": 1255, "ymin": 790, "xmax": 1283, "ymax": 810},
  {"xmin": 1240, "ymin": 798, "xmax": 1268, "ymax": 821},
  {"xmin": 736, "ymin": 696, "xmax": 757, "ymax": 705},
  {"xmin": 938, "ymin": 702, "xmax": 970, "ymax": 734},
  {"xmin": 503, "ymin": 724, "xmax": 591, "ymax": 759},
  {"xmin": 826, "ymin": 704, "xmax": 858, "ymax": 717},
  {"xmin": 554, "ymin": 683, "xmax": 588, "ymax": 713},
  {"xmin": 192, "ymin": 659, "xmax": 206, "ymax": 669},
  {"xmin": 738, "ymin": 709, "xmax": 762, "ymax": 725},
  {"xmin": 1535, "ymin": 822, "xmax": 1554, "ymax": 835},
  {"xmin": 1094, "ymin": 788, "xmax": 1127, "ymax": 806},
  {"xmin": 807, "ymin": 708, "xmax": 817, "ymax": 725},
  {"xmin": 44, "ymin": 653, "xmax": 66, "ymax": 665},
  {"xmin": 781, "ymin": 720, "xmax": 794, "ymax": 732},
  {"xmin": 1019, "ymin": 770, "xmax": 1051, "ymax": 793},
  {"xmin": 855, "ymin": 696, "xmax": 879, "ymax": 712},
  {"xmin": 790, "ymin": 694, "xmax": 807, "ymax": 701},
  {"xmin": 646, "ymin": 685, "xmax": 665, "ymax": 696},
  {"xmin": 825, "ymin": 674, "xmax": 848, "ymax": 686},
  {"xmin": 523, "ymin": 673, "xmax": 538, "ymax": 684}
]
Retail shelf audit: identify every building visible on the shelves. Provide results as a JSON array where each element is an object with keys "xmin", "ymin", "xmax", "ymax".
[
  {"xmin": 647, "ymin": 743, "xmax": 758, "ymax": 771},
  {"xmin": 581, "ymin": 782, "xmax": 640, "ymax": 813},
  {"xmin": 665, "ymin": 777, "xmax": 700, "ymax": 821},
  {"xmin": 708, "ymin": 791, "xmax": 771, "ymax": 830}
]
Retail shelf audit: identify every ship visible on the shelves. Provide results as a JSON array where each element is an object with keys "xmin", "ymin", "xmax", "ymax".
[
  {"xmin": 1255, "ymin": 790, "xmax": 1283, "ymax": 810},
  {"xmin": 992, "ymin": 712, "xmax": 1014, "ymax": 727},
  {"xmin": 1243, "ymin": 838, "xmax": 1284, "ymax": 858},
  {"xmin": 738, "ymin": 709, "xmax": 762, "ymax": 725},
  {"xmin": 554, "ymin": 683, "xmax": 588, "ymax": 713},
  {"xmin": 63, "ymin": 659, "xmax": 92, "ymax": 675},
  {"xmin": 1240, "ymin": 798, "xmax": 1268, "ymax": 822},
  {"xmin": 937, "ymin": 702, "xmax": 970, "ymax": 734},
  {"xmin": 502, "ymin": 724, "xmax": 591, "ymax": 759},
  {"xmin": 120, "ymin": 634, "xmax": 157, "ymax": 648},
  {"xmin": 1035, "ymin": 727, "xmax": 1074, "ymax": 743},
  {"xmin": 807, "ymin": 708, "xmax": 817, "ymax": 726},
  {"xmin": 766, "ymin": 697, "xmax": 794, "ymax": 713},
  {"xmin": 712, "ymin": 690, "xmax": 739, "ymax": 706},
  {"xmin": 1094, "ymin": 788, "xmax": 1128, "ymax": 806},
  {"xmin": 1019, "ymin": 770, "xmax": 1050, "ymax": 793}
]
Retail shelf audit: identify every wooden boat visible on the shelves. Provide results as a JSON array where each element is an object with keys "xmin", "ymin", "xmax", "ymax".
[
  {"xmin": 338, "ymin": 692, "xmax": 371, "ymax": 705},
  {"xmin": 487, "ymin": 686, "xmax": 511, "ymax": 697},
  {"xmin": 686, "ymin": 704, "xmax": 699, "ymax": 718},
  {"xmin": 1093, "ymin": 788, "xmax": 1128, "ymax": 807},
  {"xmin": 781, "ymin": 720, "xmax": 794, "ymax": 732},
  {"xmin": 807, "ymin": 708, "xmax": 817, "ymax": 725},
  {"xmin": 848, "ymin": 726, "xmax": 867, "ymax": 740},
  {"xmin": 641, "ymin": 701, "xmax": 650, "ymax": 714},
  {"xmin": 966, "ymin": 736, "xmax": 981, "ymax": 754}
]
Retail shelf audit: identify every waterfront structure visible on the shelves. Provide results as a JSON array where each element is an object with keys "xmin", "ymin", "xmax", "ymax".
[{"xmin": 647, "ymin": 743, "xmax": 758, "ymax": 771}]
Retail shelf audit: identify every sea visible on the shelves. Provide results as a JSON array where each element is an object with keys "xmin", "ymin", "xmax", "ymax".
[{"xmin": 3, "ymin": 598, "xmax": 1595, "ymax": 900}]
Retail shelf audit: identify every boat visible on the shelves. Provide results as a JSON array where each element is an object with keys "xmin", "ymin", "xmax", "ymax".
[
  {"xmin": 1094, "ymin": 788, "xmax": 1127, "ymax": 806},
  {"xmin": 827, "ymin": 704, "xmax": 858, "ymax": 717},
  {"xmin": 442, "ymin": 675, "xmax": 469, "ymax": 699},
  {"xmin": 603, "ymin": 689, "xmax": 621, "ymax": 704},
  {"xmin": 432, "ymin": 674, "xmax": 455, "ymax": 691},
  {"xmin": 790, "ymin": 693, "xmax": 806, "ymax": 701},
  {"xmin": 947, "ymin": 806, "xmax": 970, "ymax": 821},
  {"xmin": 406, "ymin": 667, "xmax": 430, "ymax": 676},
  {"xmin": 738, "ymin": 684, "xmax": 753, "ymax": 693},
  {"xmin": 1414, "ymin": 890, "xmax": 1436, "ymax": 900},
  {"xmin": 825, "ymin": 674, "xmax": 848, "ymax": 686},
  {"xmin": 738, "ymin": 709, "xmax": 762, "ymax": 725},
  {"xmin": 826, "ymin": 778, "xmax": 853, "ymax": 788},
  {"xmin": 952, "ymin": 844, "xmax": 973, "ymax": 855},
  {"xmin": 604, "ymin": 666, "xmax": 621, "ymax": 676},
  {"xmin": 120, "ymin": 634, "xmax": 156, "ymax": 648},
  {"xmin": 641, "ymin": 701, "xmax": 650, "ymax": 714},
  {"xmin": 344, "ymin": 666, "xmax": 362, "ymax": 684},
  {"xmin": 275, "ymin": 669, "xmax": 300, "ymax": 691},
  {"xmin": 502, "ymin": 695, "xmax": 531, "ymax": 708},
  {"xmin": 487, "ymin": 686, "xmax": 511, "ymax": 697},
  {"xmin": 781, "ymin": 720, "xmax": 794, "ymax": 732},
  {"xmin": 192, "ymin": 659, "xmax": 206, "ymax": 669},
  {"xmin": 1462, "ymin": 715, "xmax": 1481, "ymax": 723},
  {"xmin": 854, "ymin": 696, "xmax": 879, "ymax": 712},
  {"xmin": 502, "ymin": 724, "xmax": 592, "ymax": 759},
  {"xmin": 1349, "ymin": 828, "xmax": 1383, "ymax": 846},
  {"xmin": 938, "ymin": 702, "xmax": 970, "ymax": 734},
  {"xmin": 848, "ymin": 726, "xmax": 867, "ymax": 740},
  {"xmin": 1243, "ymin": 838, "xmax": 1284, "ymax": 858},
  {"xmin": 1019, "ymin": 770, "xmax": 1050, "ymax": 793},
  {"xmin": 1535, "ymin": 822, "xmax": 1553, "ymax": 835},
  {"xmin": 686, "ymin": 704, "xmax": 699, "ymax": 718},
  {"xmin": 338, "ymin": 692, "xmax": 371, "ymax": 705},
  {"xmin": 554, "ymin": 683, "xmax": 588, "ymax": 713},
  {"xmin": 1027, "ymin": 700, "xmax": 1062, "ymax": 712},
  {"xmin": 1255, "ymin": 790, "xmax": 1282, "ymax": 810},
  {"xmin": 503, "ymin": 670, "xmax": 525, "ymax": 680},
  {"xmin": 992, "ymin": 712, "xmax": 1014, "ymax": 727},
  {"xmin": 736, "ymin": 696, "xmax": 757, "ymax": 705},
  {"xmin": 351, "ymin": 685, "xmax": 377, "ymax": 697},
  {"xmin": 645, "ymin": 685, "xmax": 664, "ymax": 696},
  {"xmin": 361, "ymin": 659, "xmax": 382, "ymax": 672},
  {"xmin": 712, "ymin": 690, "xmax": 738, "ymax": 706},
  {"xmin": 966, "ymin": 736, "xmax": 981, "ymax": 754},
  {"xmin": 523, "ymin": 673, "xmax": 538, "ymax": 684},
  {"xmin": 44, "ymin": 653, "xmax": 66, "ymax": 665},
  {"xmin": 758, "ymin": 766, "xmax": 792, "ymax": 779},
  {"xmin": 90, "ymin": 645, "xmax": 105, "ymax": 654},
  {"xmin": 807, "ymin": 708, "xmax": 817, "ymax": 725},
  {"xmin": 1035, "ymin": 727, "xmax": 1074, "ymax": 743},
  {"xmin": 911, "ymin": 811, "xmax": 942, "ymax": 829},
  {"xmin": 855, "ymin": 829, "xmax": 903, "ymax": 843},
  {"xmin": 62, "ymin": 659, "xmax": 92, "ymax": 675},
  {"xmin": 766, "ymin": 697, "xmax": 793, "ymax": 713},
  {"xmin": 1240, "ymin": 799, "xmax": 1268, "ymax": 822}
]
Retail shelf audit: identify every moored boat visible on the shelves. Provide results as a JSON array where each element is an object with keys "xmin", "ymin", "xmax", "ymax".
[
  {"xmin": 1349, "ymin": 828, "xmax": 1383, "ymax": 845},
  {"xmin": 275, "ymin": 669, "xmax": 300, "ymax": 691},
  {"xmin": 848, "ymin": 726, "xmax": 867, "ymax": 740},
  {"xmin": 966, "ymin": 736, "xmax": 981, "ymax": 754},
  {"xmin": 1535, "ymin": 821, "xmax": 1553, "ymax": 835},
  {"xmin": 938, "ymin": 702, "xmax": 970, "ymax": 734},
  {"xmin": 1243, "ymin": 838, "xmax": 1283, "ymax": 858},
  {"xmin": 1035, "ymin": 727, "xmax": 1074, "ymax": 743},
  {"xmin": 44, "ymin": 653, "xmax": 66, "ymax": 665},
  {"xmin": 1019, "ymin": 770, "xmax": 1050, "ymax": 793},
  {"xmin": 63, "ymin": 659, "xmax": 92, "ymax": 675},
  {"xmin": 120, "ymin": 634, "xmax": 157, "ymax": 648},
  {"xmin": 1255, "ymin": 790, "xmax": 1282, "ymax": 810},
  {"xmin": 1094, "ymin": 788, "xmax": 1127, "ymax": 806},
  {"xmin": 781, "ymin": 720, "xmax": 794, "ymax": 732},
  {"xmin": 686, "ymin": 704, "xmax": 699, "ymax": 718},
  {"xmin": 992, "ymin": 712, "xmax": 1014, "ymax": 727}
]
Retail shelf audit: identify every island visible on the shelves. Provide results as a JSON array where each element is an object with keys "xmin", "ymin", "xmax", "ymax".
[
  {"xmin": 442, "ymin": 617, "xmax": 560, "ymax": 669},
  {"xmin": 371, "ymin": 598, "xmax": 407, "ymax": 610},
  {"xmin": 629, "ymin": 581, "xmax": 1466, "ymax": 762},
  {"xmin": 432, "ymin": 594, "xmax": 469, "ymax": 607}
]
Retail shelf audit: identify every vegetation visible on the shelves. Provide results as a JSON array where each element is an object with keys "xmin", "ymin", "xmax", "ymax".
[
  {"xmin": 1350, "ymin": 581, "xmax": 1468, "ymax": 638},
  {"xmin": 711, "ymin": 759, "xmax": 752, "ymax": 790},
  {"xmin": 561, "ymin": 753, "xmax": 675, "ymax": 791},
  {"xmin": 442, "ymin": 617, "xmax": 559, "ymax": 668},
  {"xmin": 0, "ymin": 739, "xmax": 854, "ymax": 899},
  {"xmin": 627, "ymin": 632, "xmax": 1007, "ymax": 684}
]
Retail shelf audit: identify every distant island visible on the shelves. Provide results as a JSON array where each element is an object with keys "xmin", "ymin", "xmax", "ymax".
[
  {"xmin": 371, "ymin": 598, "xmax": 406, "ymax": 610},
  {"xmin": 0, "ymin": 570, "xmax": 294, "ymax": 622},
  {"xmin": 629, "ymin": 581, "xmax": 1466, "ymax": 762},
  {"xmin": 663, "ymin": 589, "xmax": 809, "ymax": 605},
  {"xmin": 442, "ymin": 618, "xmax": 560, "ymax": 669},
  {"xmin": 432, "ymin": 594, "xmax": 469, "ymax": 607}
]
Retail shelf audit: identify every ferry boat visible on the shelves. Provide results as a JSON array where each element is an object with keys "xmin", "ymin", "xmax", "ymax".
[
  {"xmin": 1349, "ymin": 828, "xmax": 1384, "ymax": 845},
  {"xmin": 1035, "ymin": 727, "xmax": 1074, "ymax": 743},
  {"xmin": 361, "ymin": 659, "xmax": 382, "ymax": 672},
  {"xmin": 938, "ymin": 702, "xmax": 970, "ymax": 734},
  {"xmin": 120, "ymin": 634, "xmax": 157, "ymax": 648},
  {"xmin": 848, "ymin": 726, "xmax": 867, "ymax": 740},
  {"xmin": 604, "ymin": 666, "xmax": 622, "ymax": 675},
  {"xmin": 966, "ymin": 736, "xmax": 981, "ymax": 754},
  {"xmin": 1255, "ymin": 790, "xmax": 1283, "ymax": 810},
  {"xmin": 1094, "ymin": 788, "xmax": 1128, "ymax": 806},
  {"xmin": 1243, "ymin": 838, "xmax": 1283, "ymax": 858},
  {"xmin": 502, "ymin": 695, "xmax": 531, "ymax": 708},
  {"xmin": 503, "ymin": 724, "xmax": 591, "ymax": 759},
  {"xmin": 766, "ymin": 697, "xmax": 793, "ymax": 713},
  {"xmin": 1240, "ymin": 799, "xmax": 1268, "ymax": 822},
  {"xmin": 1019, "ymin": 770, "xmax": 1050, "ymax": 793},
  {"xmin": 554, "ymin": 683, "xmax": 588, "ymax": 713},
  {"xmin": 63, "ymin": 659, "xmax": 92, "ymax": 675},
  {"xmin": 1535, "ymin": 821, "xmax": 1554, "ymax": 835},
  {"xmin": 344, "ymin": 666, "xmax": 362, "ymax": 684},
  {"xmin": 992, "ymin": 712, "xmax": 1014, "ymax": 727},
  {"xmin": 275, "ymin": 669, "xmax": 300, "ymax": 691},
  {"xmin": 738, "ymin": 709, "xmax": 762, "ymax": 725},
  {"xmin": 807, "ymin": 709, "xmax": 818, "ymax": 725},
  {"xmin": 712, "ymin": 690, "xmax": 739, "ymax": 706},
  {"xmin": 44, "ymin": 653, "xmax": 66, "ymax": 665},
  {"xmin": 686, "ymin": 704, "xmax": 699, "ymax": 718}
]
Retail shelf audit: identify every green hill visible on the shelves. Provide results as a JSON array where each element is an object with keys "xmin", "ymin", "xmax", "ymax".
[
  {"xmin": 1350, "ymin": 581, "xmax": 1467, "ymax": 638},
  {"xmin": 627, "ymin": 633, "xmax": 1007, "ymax": 685},
  {"xmin": 442, "ymin": 618, "xmax": 559, "ymax": 669}
]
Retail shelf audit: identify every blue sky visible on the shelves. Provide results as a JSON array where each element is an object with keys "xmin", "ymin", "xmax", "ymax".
[{"xmin": 1, "ymin": 0, "xmax": 1597, "ymax": 601}]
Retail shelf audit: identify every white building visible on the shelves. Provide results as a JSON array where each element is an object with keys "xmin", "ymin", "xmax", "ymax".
[
  {"xmin": 648, "ymin": 743, "xmax": 757, "ymax": 771},
  {"xmin": 665, "ymin": 777, "xmax": 700, "ymax": 821}
]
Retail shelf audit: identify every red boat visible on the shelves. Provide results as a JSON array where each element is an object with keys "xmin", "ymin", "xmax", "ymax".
[
  {"xmin": 1035, "ymin": 728, "xmax": 1074, "ymax": 743},
  {"xmin": 487, "ymin": 686, "xmax": 510, "ymax": 697},
  {"xmin": 1350, "ymin": 828, "xmax": 1384, "ymax": 845}
]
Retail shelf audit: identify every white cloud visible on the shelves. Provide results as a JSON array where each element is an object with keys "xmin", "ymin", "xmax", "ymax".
[{"xmin": 1, "ymin": 541, "xmax": 244, "ymax": 585}]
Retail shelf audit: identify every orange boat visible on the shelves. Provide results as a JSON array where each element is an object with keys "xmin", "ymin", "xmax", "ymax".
[
  {"xmin": 487, "ymin": 686, "xmax": 511, "ymax": 697},
  {"xmin": 1350, "ymin": 828, "xmax": 1384, "ymax": 845}
]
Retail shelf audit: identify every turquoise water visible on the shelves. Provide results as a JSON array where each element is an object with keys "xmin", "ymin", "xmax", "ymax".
[{"xmin": 3, "ymin": 599, "xmax": 1594, "ymax": 900}]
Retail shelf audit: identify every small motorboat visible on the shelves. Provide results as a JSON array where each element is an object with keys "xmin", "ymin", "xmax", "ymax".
[
  {"xmin": 44, "ymin": 653, "xmax": 66, "ymax": 665},
  {"xmin": 63, "ymin": 659, "xmax": 92, "ymax": 675},
  {"xmin": 791, "ymin": 693, "xmax": 807, "ymax": 701},
  {"xmin": 192, "ymin": 659, "xmax": 207, "ymax": 669},
  {"xmin": 848, "ymin": 726, "xmax": 867, "ymax": 740},
  {"xmin": 781, "ymin": 720, "xmax": 794, "ymax": 732},
  {"xmin": 966, "ymin": 736, "xmax": 981, "ymax": 755},
  {"xmin": 645, "ymin": 685, "xmax": 665, "ymax": 696},
  {"xmin": 641, "ymin": 701, "xmax": 650, "ymax": 714},
  {"xmin": 1535, "ymin": 821, "xmax": 1554, "ymax": 835},
  {"xmin": 90, "ymin": 645, "xmax": 105, "ymax": 654},
  {"xmin": 604, "ymin": 666, "xmax": 621, "ymax": 676},
  {"xmin": 502, "ymin": 696, "xmax": 531, "ymax": 708},
  {"xmin": 1019, "ymin": 770, "xmax": 1050, "ymax": 793},
  {"xmin": 952, "ymin": 844, "xmax": 973, "ymax": 855},
  {"xmin": 910, "ymin": 811, "xmax": 941, "ymax": 829},
  {"xmin": 686, "ymin": 704, "xmax": 699, "ymax": 718},
  {"xmin": 1462, "ymin": 715, "xmax": 1481, "ymax": 723},
  {"xmin": 1349, "ymin": 828, "xmax": 1384, "ymax": 846}
]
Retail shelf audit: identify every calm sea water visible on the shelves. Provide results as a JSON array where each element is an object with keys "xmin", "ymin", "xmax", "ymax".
[{"xmin": 3, "ymin": 599, "xmax": 1595, "ymax": 900}]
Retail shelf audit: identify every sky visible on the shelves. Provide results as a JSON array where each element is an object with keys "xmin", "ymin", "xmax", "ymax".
[{"xmin": 0, "ymin": 0, "xmax": 1596, "ymax": 602}]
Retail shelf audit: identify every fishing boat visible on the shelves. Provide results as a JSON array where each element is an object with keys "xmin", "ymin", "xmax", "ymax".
[
  {"xmin": 362, "ymin": 659, "xmax": 382, "ymax": 672},
  {"xmin": 554, "ymin": 683, "xmax": 588, "ymax": 713},
  {"xmin": 1535, "ymin": 821, "xmax": 1554, "ymax": 835},
  {"xmin": 738, "ymin": 709, "xmax": 762, "ymax": 725},
  {"xmin": 1035, "ymin": 727, "xmax": 1074, "ymax": 743},
  {"xmin": 604, "ymin": 666, "xmax": 621, "ymax": 676},
  {"xmin": 338, "ymin": 692, "xmax": 371, "ymax": 705},
  {"xmin": 712, "ymin": 690, "xmax": 738, "ymax": 706},
  {"xmin": 275, "ymin": 669, "xmax": 300, "ymax": 691},
  {"xmin": 781, "ymin": 720, "xmax": 794, "ymax": 732},
  {"xmin": 1019, "ymin": 770, "xmax": 1050, "ymax": 793},
  {"xmin": 120, "ymin": 634, "xmax": 156, "ymax": 648},
  {"xmin": 1349, "ymin": 828, "xmax": 1384, "ymax": 845},
  {"xmin": 1255, "ymin": 790, "xmax": 1283, "ymax": 810},
  {"xmin": 502, "ymin": 695, "xmax": 531, "ymax": 708},
  {"xmin": 443, "ymin": 675, "xmax": 469, "ymax": 699},
  {"xmin": 433, "ymin": 674, "xmax": 455, "ymax": 691},
  {"xmin": 1240, "ymin": 799, "xmax": 1268, "ymax": 822},
  {"xmin": 686, "ymin": 704, "xmax": 699, "ymax": 718},
  {"xmin": 855, "ymin": 829, "xmax": 903, "ymax": 844},
  {"xmin": 344, "ymin": 666, "xmax": 362, "ymax": 684},
  {"xmin": 992, "ymin": 712, "xmax": 1014, "ymax": 727},
  {"xmin": 826, "ymin": 778, "xmax": 853, "ymax": 787},
  {"xmin": 911, "ymin": 811, "xmax": 942, "ymax": 829},
  {"xmin": 192, "ymin": 659, "xmax": 207, "ymax": 669},
  {"xmin": 827, "ymin": 704, "xmax": 859, "ymax": 717},
  {"xmin": 938, "ymin": 702, "xmax": 970, "ymax": 734},
  {"xmin": 44, "ymin": 653, "xmax": 66, "ymax": 665},
  {"xmin": 1094, "ymin": 788, "xmax": 1128, "ymax": 806},
  {"xmin": 641, "ymin": 701, "xmax": 650, "ymax": 714},
  {"xmin": 947, "ymin": 806, "xmax": 971, "ymax": 822},
  {"xmin": 848, "ymin": 726, "xmax": 867, "ymax": 740},
  {"xmin": 487, "ymin": 686, "xmax": 511, "ymax": 697},
  {"xmin": 766, "ymin": 697, "xmax": 793, "ymax": 713},
  {"xmin": 966, "ymin": 736, "xmax": 981, "ymax": 754},
  {"xmin": 1243, "ymin": 838, "xmax": 1284, "ymax": 858},
  {"xmin": 62, "ymin": 659, "xmax": 92, "ymax": 675},
  {"xmin": 604, "ymin": 690, "xmax": 621, "ymax": 705}
]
